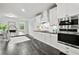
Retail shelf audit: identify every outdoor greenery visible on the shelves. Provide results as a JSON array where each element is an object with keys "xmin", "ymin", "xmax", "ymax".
[{"xmin": 0, "ymin": 23, "xmax": 7, "ymax": 31}]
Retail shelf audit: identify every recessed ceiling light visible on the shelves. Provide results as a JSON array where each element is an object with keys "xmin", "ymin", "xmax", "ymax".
[
  {"xmin": 4, "ymin": 13, "xmax": 17, "ymax": 18},
  {"xmin": 21, "ymin": 9, "xmax": 25, "ymax": 12}
]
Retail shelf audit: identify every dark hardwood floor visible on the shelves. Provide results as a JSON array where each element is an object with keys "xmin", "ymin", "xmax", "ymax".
[
  {"xmin": 0, "ymin": 35, "xmax": 65, "ymax": 55},
  {"xmin": 0, "ymin": 40, "xmax": 45, "ymax": 55}
]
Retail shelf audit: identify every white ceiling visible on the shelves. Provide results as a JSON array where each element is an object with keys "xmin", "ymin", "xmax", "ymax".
[{"xmin": 0, "ymin": 3, "xmax": 56, "ymax": 19}]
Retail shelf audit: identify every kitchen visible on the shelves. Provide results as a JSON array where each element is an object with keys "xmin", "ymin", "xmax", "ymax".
[{"xmin": 0, "ymin": 3, "xmax": 79, "ymax": 55}]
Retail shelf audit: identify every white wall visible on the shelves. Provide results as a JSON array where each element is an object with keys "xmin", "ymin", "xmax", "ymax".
[
  {"xmin": 28, "ymin": 18, "xmax": 35, "ymax": 36},
  {"xmin": 0, "ymin": 18, "xmax": 29, "ymax": 34}
]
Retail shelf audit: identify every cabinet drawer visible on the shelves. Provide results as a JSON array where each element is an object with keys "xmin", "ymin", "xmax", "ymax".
[
  {"xmin": 58, "ymin": 43, "xmax": 79, "ymax": 55},
  {"xmin": 68, "ymin": 51, "xmax": 79, "ymax": 55},
  {"xmin": 68, "ymin": 47, "xmax": 79, "ymax": 55},
  {"xmin": 57, "ymin": 43, "xmax": 69, "ymax": 54}
]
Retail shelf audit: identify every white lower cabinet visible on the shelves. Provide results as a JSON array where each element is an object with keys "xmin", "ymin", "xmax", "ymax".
[
  {"xmin": 35, "ymin": 32, "xmax": 42, "ymax": 41},
  {"xmin": 34, "ymin": 32, "xmax": 38, "ymax": 40},
  {"xmin": 50, "ymin": 34, "xmax": 57, "ymax": 44},
  {"xmin": 68, "ymin": 51, "xmax": 78, "ymax": 55},
  {"xmin": 39, "ymin": 33, "xmax": 57, "ymax": 47},
  {"xmin": 34, "ymin": 32, "xmax": 79, "ymax": 55},
  {"xmin": 68, "ymin": 47, "xmax": 79, "ymax": 55},
  {"xmin": 38, "ymin": 32, "xmax": 44, "ymax": 42},
  {"xmin": 57, "ymin": 43, "xmax": 79, "ymax": 55},
  {"xmin": 57, "ymin": 43, "xmax": 68, "ymax": 54},
  {"xmin": 39, "ymin": 32, "xmax": 44, "ymax": 41},
  {"xmin": 44, "ymin": 33, "xmax": 50, "ymax": 44}
]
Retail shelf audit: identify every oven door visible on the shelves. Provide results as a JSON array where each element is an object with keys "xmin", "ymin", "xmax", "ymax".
[{"xmin": 58, "ymin": 33, "xmax": 79, "ymax": 47}]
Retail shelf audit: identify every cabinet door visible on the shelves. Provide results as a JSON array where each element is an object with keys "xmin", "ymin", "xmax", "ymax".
[
  {"xmin": 43, "ymin": 33, "xmax": 51, "ymax": 44},
  {"xmin": 41, "ymin": 10, "xmax": 49, "ymax": 23},
  {"xmin": 39, "ymin": 33, "xmax": 57, "ymax": 47},
  {"xmin": 38, "ymin": 33, "xmax": 45, "ymax": 42},
  {"xmin": 57, "ymin": 43, "xmax": 69, "ymax": 54},
  {"xmin": 68, "ymin": 47, "xmax": 79, "ymax": 55},
  {"xmin": 57, "ymin": 3, "xmax": 79, "ymax": 18},
  {"xmin": 57, "ymin": 3, "xmax": 66, "ymax": 18},
  {"xmin": 36, "ymin": 32, "xmax": 42, "ymax": 41},
  {"xmin": 50, "ymin": 34, "xmax": 57, "ymax": 45},
  {"xmin": 35, "ymin": 15, "xmax": 42, "ymax": 30},
  {"xmin": 35, "ymin": 32, "xmax": 48, "ymax": 44},
  {"xmin": 49, "ymin": 7, "xmax": 58, "ymax": 25}
]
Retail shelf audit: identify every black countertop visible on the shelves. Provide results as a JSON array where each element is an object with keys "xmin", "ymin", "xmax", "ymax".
[
  {"xmin": 34, "ymin": 30, "xmax": 57, "ymax": 34},
  {"xmin": 34, "ymin": 30, "xmax": 79, "ymax": 35}
]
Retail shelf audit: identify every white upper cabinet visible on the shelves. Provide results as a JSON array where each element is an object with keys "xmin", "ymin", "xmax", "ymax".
[
  {"xmin": 49, "ymin": 7, "xmax": 57, "ymax": 25},
  {"xmin": 34, "ymin": 15, "xmax": 42, "ymax": 30},
  {"xmin": 35, "ymin": 15, "xmax": 42, "ymax": 25},
  {"xmin": 57, "ymin": 3, "xmax": 79, "ymax": 18},
  {"xmin": 41, "ymin": 10, "xmax": 49, "ymax": 23}
]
